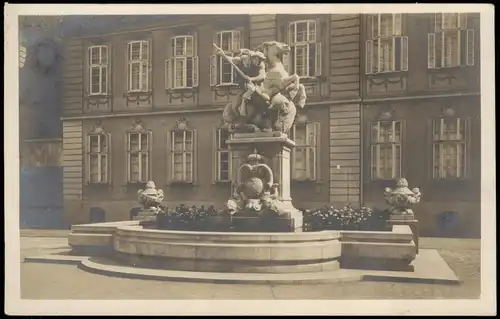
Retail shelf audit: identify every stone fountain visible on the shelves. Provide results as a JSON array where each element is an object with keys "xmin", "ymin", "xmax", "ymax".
[{"xmin": 64, "ymin": 41, "xmax": 424, "ymax": 282}]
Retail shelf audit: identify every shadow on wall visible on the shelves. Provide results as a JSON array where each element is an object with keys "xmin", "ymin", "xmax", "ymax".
[
  {"xmin": 89, "ymin": 207, "xmax": 106, "ymax": 223},
  {"xmin": 434, "ymin": 211, "xmax": 461, "ymax": 238},
  {"xmin": 20, "ymin": 167, "xmax": 67, "ymax": 229},
  {"xmin": 129, "ymin": 207, "xmax": 142, "ymax": 221}
]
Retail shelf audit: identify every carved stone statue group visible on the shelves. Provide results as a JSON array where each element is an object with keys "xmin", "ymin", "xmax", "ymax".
[
  {"xmin": 224, "ymin": 150, "xmax": 287, "ymax": 218},
  {"xmin": 216, "ymin": 41, "xmax": 307, "ymax": 135}
]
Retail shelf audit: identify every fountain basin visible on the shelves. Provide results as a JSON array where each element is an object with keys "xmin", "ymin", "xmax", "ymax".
[
  {"xmin": 113, "ymin": 226, "xmax": 341, "ymax": 273},
  {"xmin": 68, "ymin": 220, "xmax": 416, "ymax": 276}
]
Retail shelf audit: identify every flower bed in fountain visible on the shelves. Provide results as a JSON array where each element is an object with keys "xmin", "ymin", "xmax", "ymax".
[
  {"xmin": 301, "ymin": 205, "xmax": 391, "ymax": 232},
  {"xmin": 153, "ymin": 204, "xmax": 390, "ymax": 233}
]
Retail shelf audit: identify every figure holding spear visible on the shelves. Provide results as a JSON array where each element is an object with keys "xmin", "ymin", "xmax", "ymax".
[{"xmin": 214, "ymin": 43, "xmax": 268, "ymax": 117}]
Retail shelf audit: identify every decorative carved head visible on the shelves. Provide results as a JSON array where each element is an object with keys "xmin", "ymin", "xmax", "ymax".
[
  {"xmin": 396, "ymin": 178, "xmax": 409, "ymax": 188},
  {"xmin": 255, "ymin": 41, "xmax": 290, "ymax": 61},
  {"xmin": 146, "ymin": 181, "xmax": 156, "ymax": 189}
]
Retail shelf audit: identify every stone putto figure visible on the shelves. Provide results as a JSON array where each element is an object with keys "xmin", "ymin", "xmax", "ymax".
[
  {"xmin": 384, "ymin": 178, "xmax": 421, "ymax": 218},
  {"xmin": 216, "ymin": 40, "xmax": 307, "ymax": 135},
  {"xmin": 137, "ymin": 181, "xmax": 165, "ymax": 215}
]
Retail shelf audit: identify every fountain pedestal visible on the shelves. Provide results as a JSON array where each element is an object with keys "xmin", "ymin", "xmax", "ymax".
[{"xmin": 227, "ymin": 132, "xmax": 303, "ymax": 231}]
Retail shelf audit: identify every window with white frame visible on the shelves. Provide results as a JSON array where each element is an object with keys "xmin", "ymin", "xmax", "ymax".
[
  {"xmin": 428, "ymin": 13, "xmax": 474, "ymax": 68},
  {"xmin": 171, "ymin": 129, "xmax": 195, "ymax": 182},
  {"xmin": 290, "ymin": 122, "xmax": 320, "ymax": 181},
  {"xmin": 371, "ymin": 121, "xmax": 402, "ymax": 180},
  {"xmin": 88, "ymin": 45, "xmax": 109, "ymax": 95},
  {"xmin": 366, "ymin": 14, "xmax": 408, "ymax": 74},
  {"xmin": 86, "ymin": 133, "xmax": 110, "ymax": 184},
  {"xmin": 214, "ymin": 127, "xmax": 231, "ymax": 181},
  {"xmin": 166, "ymin": 35, "xmax": 199, "ymax": 89},
  {"xmin": 432, "ymin": 118, "xmax": 468, "ymax": 179},
  {"xmin": 210, "ymin": 30, "xmax": 241, "ymax": 86},
  {"xmin": 285, "ymin": 20, "xmax": 322, "ymax": 78},
  {"xmin": 127, "ymin": 131, "xmax": 151, "ymax": 183},
  {"xmin": 127, "ymin": 41, "xmax": 149, "ymax": 92}
]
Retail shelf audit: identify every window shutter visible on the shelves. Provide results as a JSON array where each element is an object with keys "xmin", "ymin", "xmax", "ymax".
[
  {"xmin": 371, "ymin": 14, "xmax": 378, "ymax": 39},
  {"xmin": 464, "ymin": 117, "xmax": 472, "ymax": 178},
  {"xmin": 400, "ymin": 120, "xmax": 406, "ymax": 178},
  {"xmin": 192, "ymin": 56, "xmax": 199, "ymax": 87},
  {"xmin": 401, "ymin": 36, "xmax": 408, "ymax": 71},
  {"xmin": 393, "ymin": 13, "xmax": 402, "ymax": 36},
  {"xmin": 314, "ymin": 42, "xmax": 322, "ymax": 77},
  {"xmin": 459, "ymin": 29, "xmax": 467, "ymax": 66},
  {"xmin": 232, "ymin": 30, "xmax": 241, "ymax": 52},
  {"xmin": 210, "ymin": 55, "xmax": 218, "ymax": 86},
  {"xmin": 458, "ymin": 13, "xmax": 467, "ymax": 29},
  {"xmin": 192, "ymin": 129, "xmax": 198, "ymax": 183},
  {"xmin": 435, "ymin": 31, "xmax": 443, "ymax": 68},
  {"xmin": 314, "ymin": 122, "xmax": 321, "ymax": 181},
  {"xmin": 165, "ymin": 59, "xmax": 172, "ymax": 89},
  {"xmin": 107, "ymin": 45, "xmax": 112, "ymax": 95},
  {"xmin": 212, "ymin": 128, "xmax": 217, "ymax": 183},
  {"xmin": 366, "ymin": 121, "xmax": 374, "ymax": 181},
  {"xmin": 126, "ymin": 133, "xmax": 130, "ymax": 182},
  {"xmin": 394, "ymin": 36, "xmax": 401, "ymax": 71},
  {"xmin": 365, "ymin": 40, "xmax": 373, "ymax": 74},
  {"xmin": 427, "ymin": 118, "xmax": 435, "ymax": 179},
  {"xmin": 86, "ymin": 135, "xmax": 91, "ymax": 183},
  {"xmin": 87, "ymin": 47, "xmax": 92, "ymax": 95},
  {"xmin": 147, "ymin": 131, "xmax": 153, "ymax": 181},
  {"xmin": 427, "ymin": 33, "xmax": 436, "ymax": 68},
  {"xmin": 282, "ymin": 51, "xmax": 291, "ymax": 74},
  {"xmin": 288, "ymin": 22, "xmax": 294, "ymax": 44},
  {"xmin": 106, "ymin": 133, "xmax": 112, "ymax": 184},
  {"xmin": 466, "ymin": 29, "xmax": 474, "ymax": 66},
  {"xmin": 435, "ymin": 13, "xmax": 442, "ymax": 32},
  {"xmin": 193, "ymin": 33, "xmax": 198, "ymax": 57}
]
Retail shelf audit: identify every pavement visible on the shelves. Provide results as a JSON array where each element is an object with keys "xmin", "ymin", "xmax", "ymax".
[{"xmin": 18, "ymin": 232, "xmax": 481, "ymax": 300}]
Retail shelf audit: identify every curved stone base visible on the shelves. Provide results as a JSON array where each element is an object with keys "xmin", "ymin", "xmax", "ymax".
[
  {"xmin": 113, "ymin": 251, "xmax": 340, "ymax": 273},
  {"xmin": 77, "ymin": 257, "xmax": 361, "ymax": 284}
]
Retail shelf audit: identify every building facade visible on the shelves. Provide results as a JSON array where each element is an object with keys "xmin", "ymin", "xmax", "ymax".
[
  {"xmin": 19, "ymin": 16, "xmax": 66, "ymax": 228},
  {"xmin": 59, "ymin": 13, "xmax": 481, "ymax": 237}
]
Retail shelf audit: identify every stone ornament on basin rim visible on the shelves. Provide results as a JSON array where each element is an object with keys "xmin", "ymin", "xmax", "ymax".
[
  {"xmin": 137, "ymin": 181, "xmax": 165, "ymax": 215},
  {"xmin": 384, "ymin": 178, "xmax": 421, "ymax": 217}
]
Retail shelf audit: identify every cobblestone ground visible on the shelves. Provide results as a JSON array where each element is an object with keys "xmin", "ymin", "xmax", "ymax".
[{"xmin": 20, "ymin": 237, "xmax": 481, "ymax": 300}]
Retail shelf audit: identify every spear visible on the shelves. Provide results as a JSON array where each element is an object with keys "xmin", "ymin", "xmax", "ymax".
[
  {"xmin": 213, "ymin": 43, "xmax": 272, "ymax": 109},
  {"xmin": 213, "ymin": 43, "xmax": 250, "ymax": 82}
]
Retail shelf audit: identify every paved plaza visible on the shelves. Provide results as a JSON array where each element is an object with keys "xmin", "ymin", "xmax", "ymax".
[{"xmin": 20, "ymin": 234, "xmax": 480, "ymax": 300}]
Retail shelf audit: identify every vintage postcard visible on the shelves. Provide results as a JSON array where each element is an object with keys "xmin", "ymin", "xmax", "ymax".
[{"xmin": 5, "ymin": 3, "xmax": 496, "ymax": 316}]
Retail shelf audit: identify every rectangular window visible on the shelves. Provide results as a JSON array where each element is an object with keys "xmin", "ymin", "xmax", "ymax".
[
  {"xmin": 171, "ymin": 130, "xmax": 195, "ymax": 182},
  {"xmin": 290, "ymin": 122, "xmax": 319, "ymax": 181},
  {"xmin": 127, "ymin": 131, "xmax": 150, "ymax": 183},
  {"xmin": 432, "ymin": 118, "xmax": 468, "ymax": 179},
  {"xmin": 210, "ymin": 30, "xmax": 241, "ymax": 86},
  {"xmin": 365, "ymin": 14, "xmax": 408, "ymax": 74},
  {"xmin": 86, "ymin": 133, "xmax": 110, "ymax": 184},
  {"xmin": 165, "ymin": 36, "xmax": 199, "ymax": 89},
  {"xmin": 371, "ymin": 121, "xmax": 402, "ymax": 180},
  {"xmin": 88, "ymin": 45, "xmax": 109, "ymax": 95},
  {"xmin": 215, "ymin": 127, "xmax": 231, "ymax": 181},
  {"xmin": 287, "ymin": 20, "xmax": 322, "ymax": 78},
  {"xmin": 428, "ymin": 13, "xmax": 474, "ymax": 68},
  {"xmin": 127, "ymin": 41, "xmax": 149, "ymax": 92}
]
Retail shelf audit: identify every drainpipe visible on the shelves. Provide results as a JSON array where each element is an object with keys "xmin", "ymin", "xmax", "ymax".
[{"xmin": 359, "ymin": 13, "xmax": 365, "ymax": 209}]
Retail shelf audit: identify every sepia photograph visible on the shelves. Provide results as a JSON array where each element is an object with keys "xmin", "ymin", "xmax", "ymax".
[{"xmin": 5, "ymin": 3, "xmax": 496, "ymax": 316}]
